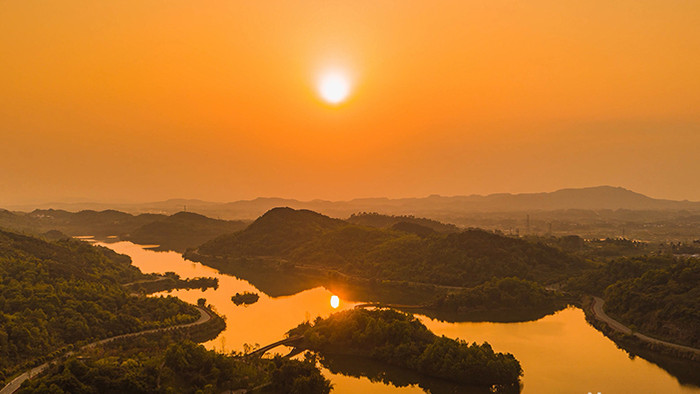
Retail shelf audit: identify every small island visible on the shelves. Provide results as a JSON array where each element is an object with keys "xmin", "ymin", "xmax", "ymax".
[
  {"xmin": 231, "ymin": 291, "xmax": 260, "ymax": 305},
  {"xmin": 288, "ymin": 308, "xmax": 523, "ymax": 389}
]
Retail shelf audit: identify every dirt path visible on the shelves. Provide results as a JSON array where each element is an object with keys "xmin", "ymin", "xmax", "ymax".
[
  {"xmin": 590, "ymin": 296, "xmax": 700, "ymax": 356},
  {"xmin": 0, "ymin": 307, "xmax": 211, "ymax": 394}
]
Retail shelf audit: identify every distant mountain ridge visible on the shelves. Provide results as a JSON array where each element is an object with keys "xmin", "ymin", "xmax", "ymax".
[
  {"xmin": 0, "ymin": 209, "xmax": 248, "ymax": 252},
  {"xmin": 4, "ymin": 186, "xmax": 700, "ymax": 220},
  {"xmin": 125, "ymin": 211, "xmax": 248, "ymax": 251}
]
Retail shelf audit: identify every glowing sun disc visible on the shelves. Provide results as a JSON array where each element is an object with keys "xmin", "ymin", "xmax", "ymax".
[
  {"xmin": 318, "ymin": 72, "xmax": 350, "ymax": 104},
  {"xmin": 330, "ymin": 295, "xmax": 340, "ymax": 308}
]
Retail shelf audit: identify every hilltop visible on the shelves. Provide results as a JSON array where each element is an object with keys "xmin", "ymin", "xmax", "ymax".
[
  {"xmin": 193, "ymin": 207, "xmax": 585, "ymax": 288},
  {"xmin": 125, "ymin": 211, "xmax": 248, "ymax": 251},
  {"xmin": 198, "ymin": 207, "xmax": 345, "ymax": 257}
]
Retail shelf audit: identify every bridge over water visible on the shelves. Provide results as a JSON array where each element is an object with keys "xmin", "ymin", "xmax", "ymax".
[{"xmin": 245, "ymin": 335, "xmax": 304, "ymax": 358}]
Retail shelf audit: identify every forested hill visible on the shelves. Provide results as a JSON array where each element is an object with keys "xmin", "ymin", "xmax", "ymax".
[
  {"xmin": 194, "ymin": 208, "xmax": 585, "ymax": 287},
  {"xmin": 125, "ymin": 211, "xmax": 248, "ymax": 251},
  {"xmin": 567, "ymin": 255, "xmax": 700, "ymax": 348},
  {"xmin": 0, "ymin": 209, "xmax": 248, "ymax": 252},
  {"xmin": 0, "ymin": 208, "xmax": 162, "ymax": 237},
  {"xmin": 0, "ymin": 229, "xmax": 140, "ymax": 282},
  {"xmin": 198, "ymin": 207, "xmax": 346, "ymax": 257},
  {"xmin": 0, "ymin": 230, "xmax": 200, "ymax": 382}
]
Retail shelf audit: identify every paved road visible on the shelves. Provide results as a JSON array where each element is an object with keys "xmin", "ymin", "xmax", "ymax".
[
  {"xmin": 590, "ymin": 296, "xmax": 700, "ymax": 356},
  {"xmin": 0, "ymin": 307, "xmax": 211, "ymax": 394}
]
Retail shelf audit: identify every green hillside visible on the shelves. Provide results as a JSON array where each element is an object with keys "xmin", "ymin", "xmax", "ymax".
[
  {"xmin": 568, "ymin": 255, "xmax": 700, "ymax": 348},
  {"xmin": 198, "ymin": 207, "xmax": 346, "ymax": 257},
  {"xmin": 0, "ymin": 230, "xmax": 200, "ymax": 382},
  {"xmin": 195, "ymin": 208, "xmax": 585, "ymax": 288}
]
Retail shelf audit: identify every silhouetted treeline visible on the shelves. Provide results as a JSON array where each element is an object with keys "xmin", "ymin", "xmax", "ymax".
[
  {"xmin": 546, "ymin": 235, "xmax": 650, "ymax": 258},
  {"xmin": 125, "ymin": 211, "xmax": 248, "ymax": 252},
  {"xmin": 0, "ymin": 209, "xmax": 158, "ymax": 237},
  {"xmin": 126, "ymin": 272, "xmax": 219, "ymax": 294},
  {"xmin": 432, "ymin": 277, "xmax": 565, "ymax": 313},
  {"xmin": 289, "ymin": 308, "xmax": 522, "ymax": 387},
  {"xmin": 0, "ymin": 208, "xmax": 247, "ymax": 252},
  {"xmin": 231, "ymin": 291, "xmax": 260, "ymax": 305},
  {"xmin": 347, "ymin": 212, "xmax": 459, "ymax": 233}
]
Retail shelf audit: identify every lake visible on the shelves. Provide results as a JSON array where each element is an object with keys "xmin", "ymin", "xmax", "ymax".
[{"xmin": 96, "ymin": 240, "xmax": 699, "ymax": 394}]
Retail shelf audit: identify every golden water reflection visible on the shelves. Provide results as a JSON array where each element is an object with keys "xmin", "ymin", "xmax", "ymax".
[
  {"xmin": 98, "ymin": 241, "xmax": 699, "ymax": 394},
  {"xmin": 330, "ymin": 295, "xmax": 340, "ymax": 309}
]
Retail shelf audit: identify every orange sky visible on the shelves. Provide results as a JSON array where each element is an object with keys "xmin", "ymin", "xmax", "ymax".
[{"xmin": 1, "ymin": 1, "xmax": 699, "ymax": 205}]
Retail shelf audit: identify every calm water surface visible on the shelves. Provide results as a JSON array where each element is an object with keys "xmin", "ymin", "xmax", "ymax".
[{"xmin": 97, "ymin": 240, "xmax": 699, "ymax": 394}]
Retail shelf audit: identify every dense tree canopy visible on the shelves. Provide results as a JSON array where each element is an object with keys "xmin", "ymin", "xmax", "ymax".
[
  {"xmin": 289, "ymin": 308, "xmax": 522, "ymax": 387},
  {"xmin": 433, "ymin": 277, "xmax": 565, "ymax": 313},
  {"xmin": 17, "ymin": 340, "xmax": 331, "ymax": 394},
  {"xmin": 604, "ymin": 258, "xmax": 700, "ymax": 347},
  {"xmin": 0, "ymin": 230, "xmax": 199, "ymax": 382},
  {"xmin": 566, "ymin": 255, "xmax": 700, "ymax": 347},
  {"xmin": 194, "ymin": 208, "xmax": 585, "ymax": 288},
  {"xmin": 566, "ymin": 255, "xmax": 676, "ymax": 295},
  {"xmin": 0, "ymin": 209, "xmax": 247, "ymax": 253}
]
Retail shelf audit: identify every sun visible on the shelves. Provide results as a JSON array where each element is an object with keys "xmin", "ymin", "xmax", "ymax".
[
  {"xmin": 330, "ymin": 295, "xmax": 340, "ymax": 309},
  {"xmin": 318, "ymin": 72, "xmax": 351, "ymax": 104}
]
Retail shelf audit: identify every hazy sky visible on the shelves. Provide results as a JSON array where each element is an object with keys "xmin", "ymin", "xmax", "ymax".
[{"xmin": 1, "ymin": 1, "xmax": 699, "ymax": 205}]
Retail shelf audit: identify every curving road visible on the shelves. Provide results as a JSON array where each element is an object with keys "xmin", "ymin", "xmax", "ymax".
[
  {"xmin": 0, "ymin": 307, "xmax": 211, "ymax": 394},
  {"xmin": 590, "ymin": 296, "xmax": 700, "ymax": 356}
]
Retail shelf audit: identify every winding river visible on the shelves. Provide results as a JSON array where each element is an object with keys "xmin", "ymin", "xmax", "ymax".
[{"xmin": 96, "ymin": 240, "xmax": 699, "ymax": 394}]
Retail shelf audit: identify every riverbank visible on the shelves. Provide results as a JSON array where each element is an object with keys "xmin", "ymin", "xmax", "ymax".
[
  {"xmin": 583, "ymin": 296, "xmax": 700, "ymax": 362},
  {"xmin": 101, "ymin": 240, "xmax": 699, "ymax": 393},
  {"xmin": 0, "ymin": 306, "xmax": 224, "ymax": 394},
  {"xmin": 185, "ymin": 252, "xmax": 572, "ymax": 322},
  {"xmin": 288, "ymin": 308, "xmax": 523, "ymax": 391}
]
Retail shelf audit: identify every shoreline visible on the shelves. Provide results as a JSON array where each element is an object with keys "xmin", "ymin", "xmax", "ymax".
[{"xmin": 583, "ymin": 296, "xmax": 700, "ymax": 362}]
